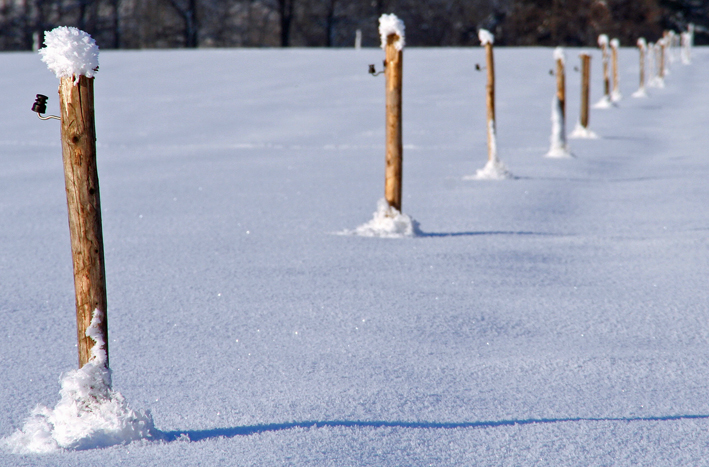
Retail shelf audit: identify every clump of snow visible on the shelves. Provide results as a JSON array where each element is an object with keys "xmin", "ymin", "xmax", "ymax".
[
  {"xmin": 546, "ymin": 96, "xmax": 571, "ymax": 158},
  {"xmin": 570, "ymin": 122, "xmax": 598, "ymax": 139},
  {"xmin": 637, "ymin": 38, "xmax": 647, "ymax": 50},
  {"xmin": 2, "ymin": 309, "xmax": 159, "ymax": 454},
  {"xmin": 597, "ymin": 34, "xmax": 609, "ymax": 48},
  {"xmin": 593, "ymin": 94, "xmax": 612, "ymax": 109},
  {"xmin": 378, "ymin": 14, "xmax": 405, "ymax": 50},
  {"xmin": 632, "ymin": 87, "xmax": 648, "ymax": 98},
  {"xmin": 610, "ymin": 38, "xmax": 619, "ymax": 49},
  {"xmin": 39, "ymin": 27, "xmax": 99, "ymax": 84},
  {"xmin": 478, "ymin": 29, "xmax": 494, "ymax": 46},
  {"xmin": 553, "ymin": 46, "xmax": 565, "ymax": 64},
  {"xmin": 343, "ymin": 199, "xmax": 420, "ymax": 238}
]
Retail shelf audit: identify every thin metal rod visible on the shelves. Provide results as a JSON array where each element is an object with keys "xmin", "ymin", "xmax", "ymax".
[{"xmin": 37, "ymin": 112, "xmax": 60, "ymax": 121}]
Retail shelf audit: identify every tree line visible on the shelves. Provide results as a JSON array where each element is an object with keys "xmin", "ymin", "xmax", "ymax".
[{"xmin": 0, "ymin": 0, "xmax": 705, "ymax": 51}]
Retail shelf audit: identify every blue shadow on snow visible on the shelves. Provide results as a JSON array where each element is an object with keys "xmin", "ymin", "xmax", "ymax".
[{"xmin": 162, "ymin": 414, "xmax": 709, "ymax": 443}]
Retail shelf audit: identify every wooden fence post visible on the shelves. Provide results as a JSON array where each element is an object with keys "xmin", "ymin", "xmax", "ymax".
[
  {"xmin": 39, "ymin": 27, "xmax": 108, "ymax": 369},
  {"xmin": 580, "ymin": 53, "xmax": 591, "ymax": 129},
  {"xmin": 638, "ymin": 38, "xmax": 646, "ymax": 90},
  {"xmin": 598, "ymin": 35, "xmax": 610, "ymax": 99},
  {"xmin": 659, "ymin": 37, "xmax": 666, "ymax": 78},
  {"xmin": 610, "ymin": 38, "xmax": 620, "ymax": 101},
  {"xmin": 383, "ymin": 33, "xmax": 403, "ymax": 212},
  {"xmin": 480, "ymin": 38, "xmax": 496, "ymax": 162},
  {"xmin": 556, "ymin": 50, "xmax": 565, "ymax": 128},
  {"xmin": 59, "ymin": 75, "xmax": 108, "ymax": 369}
]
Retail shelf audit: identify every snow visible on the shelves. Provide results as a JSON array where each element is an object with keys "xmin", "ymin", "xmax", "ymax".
[
  {"xmin": 593, "ymin": 94, "xmax": 613, "ymax": 109},
  {"xmin": 478, "ymin": 29, "xmax": 494, "ymax": 46},
  {"xmin": 597, "ymin": 34, "xmax": 609, "ymax": 48},
  {"xmin": 610, "ymin": 38, "xmax": 619, "ymax": 49},
  {"xmin": 3, "ymin": 309, "xmax": 158, "ymax": 453},
  {"xmin": 546, "ymin": 97, "xmax": 571, "ymax": 158},
  {"xmin": 553, "ymin": 46, "xmax": 565, "ymax": 64},
  {"xmin": 569, "ymin": 121, "xmax": 598, "ymax": 139},
  {"xmin": 465, "ymin": 120, "xmax": 512, "ymax": 180},
  {"xmin": 378, "ymin": 14, "xmax": 405, "ymax": 51},
  {"xmin": 2, "ymin": 45, "xmax": 709, "ymax": 465},
  {"xmin": 342, "ymin": 198, "xmax": 420, "ymax": 238},
  {"xmin": 39, "ymin": 27, "xmax": 99, "ymax": 84}
]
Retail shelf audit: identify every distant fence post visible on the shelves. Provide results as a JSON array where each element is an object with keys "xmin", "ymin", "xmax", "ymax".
[
  {"xmin": 556, "ymin": 50, "xmax": 565, "ymax": 126},
  {"xmin": 580, "ymin": 53, "xmax": 591, "ymax": 129},
  {"xmin": 483, "ymin": 36, "xmax": 495, "ymax": 162},
  {"xmin": 379, "ymin": 14, "xmax": 404, "ymax": 212},
  {"xmin": 610, "ymin": 38, "xmax": 621, "ymax": 101},
  {"xmin": 638, "ymin": 38, "xmax": 646, "ymax": 90},
  {"xmin": 598, "ymin": 35, "xmax": 610, "ymax": 100},
  {"xmin": 39, "ymin": 27, "xmax": 108, "ymax": 369}
]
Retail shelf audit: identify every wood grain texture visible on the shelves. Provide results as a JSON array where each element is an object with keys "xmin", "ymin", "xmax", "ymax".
[
  {"xmin": 384, "ymin": 34, "xmax": 403, "ymax": 212},
  {"xmin": 58, "ymin": 75, "xmax": 108, "ymax": 369}
]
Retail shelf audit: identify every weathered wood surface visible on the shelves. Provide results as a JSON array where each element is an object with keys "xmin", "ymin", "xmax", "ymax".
[
  {"xmin": 580, "ymin": 54, "xmax": 591, "ymax": 129},
  {"xmin": 485, "ymin": 42, "xmax": 496, "ymax": 161},
  {"xmin": 384, "ymin": 34, "xmax": 403, "ymax": 212},
  {"xmin": 58, "ymin": 75, "xmax": 108, "ymax": 369}
]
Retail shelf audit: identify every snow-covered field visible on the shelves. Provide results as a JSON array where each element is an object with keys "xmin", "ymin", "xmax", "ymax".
[{"xmin": 1, "ymin": 44, "xmax": 709, "ymax": 465}]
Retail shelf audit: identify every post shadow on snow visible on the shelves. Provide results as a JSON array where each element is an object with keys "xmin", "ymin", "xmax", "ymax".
[
  {"xmin": 162, "ymin": 414, "xmax": 709, "ymax": 443},
  {"xmin": 415, "ymin": 230, "xmax": 560, "ymax": 238}
]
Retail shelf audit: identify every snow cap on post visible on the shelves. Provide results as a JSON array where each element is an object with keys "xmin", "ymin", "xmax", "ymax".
[
  {"xmin": 379, "ymin": 14, "xmax": 405, "ymax": 50},
  {"xmin": 610, "ymin": 38, "xmax": 619, "ymax": 48},
  {"xmin": 553, "ymin": 46, "xmax": 565, "ymax": 64},
  {"xmin": 39, "ymin": 26, "xmax": 99, "ymax": 84},
  {"xmin": 478, "ymin": 29, "xmax": 494, "ymax": 46},
  {"xmin": 637, "ymin": 37, "xmax": 647, "ymax": 49},
  {"xmin": 598, "ymin": 34, "xmax": 609, "ymax": 47}
]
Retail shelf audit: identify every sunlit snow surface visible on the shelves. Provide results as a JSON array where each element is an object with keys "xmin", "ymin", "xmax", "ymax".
[{"xmin": 1, "ymin": 46, "xmax": 708, "ymax": 465}]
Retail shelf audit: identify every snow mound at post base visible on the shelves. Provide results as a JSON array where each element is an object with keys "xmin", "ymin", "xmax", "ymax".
[
  {"xmin": 465, "ymin": 158, "xmax": 512, "ymax": 180},
  {"xmin": 2, "ymin": 309, "xmax": 159, "ymax": 454},
  {"xmin": 342, "ymin": 199, "xmax": 420, "ymax": 238},
  {"xmin": 39, "ymin": 27, "xmax": 99, "ymax": 84},
  {"xmin": 593, "ymin": 95, "xmax": 613, "ymax": 109},
  {"xmin": 569, "ymin": 122, "xmax": 598, "ymax": 139}
]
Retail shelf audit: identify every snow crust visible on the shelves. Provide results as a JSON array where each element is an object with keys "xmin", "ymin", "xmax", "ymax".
[
  {"xmin": 378, "ymin": 14, "xmax": 405, "ymax": 50},
  {"xmin": 2, "ymin": 309, "xmax": 158, "ymax": 453},
  {"xmin": 39, "ymin": 27, "xmax": 99, "ymax": 84},
  {"xmin": 546, "ymin": 96, "xmax": 571, "ymax": 158},
  {"xmin": 478, "ymin": 29, "xmax": 494, "ymax": 46},
  {"xmin": 343, "ymin": 199, "xmax": 419, "ymax": 238}
]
